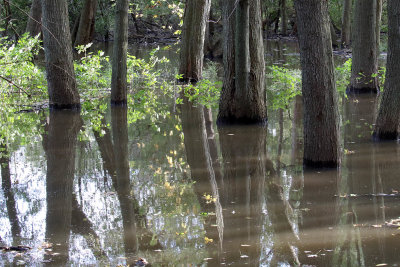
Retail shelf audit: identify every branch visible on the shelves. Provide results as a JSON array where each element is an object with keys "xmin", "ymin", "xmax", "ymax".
[{"xmin": 0, "ymin": 74, "xmax": 31, "ymax": 98}]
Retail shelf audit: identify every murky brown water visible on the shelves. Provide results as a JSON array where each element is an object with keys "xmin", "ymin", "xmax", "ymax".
[{"xmin": 1, "ymin": 43, "xmax": 400, "ymax": 266}]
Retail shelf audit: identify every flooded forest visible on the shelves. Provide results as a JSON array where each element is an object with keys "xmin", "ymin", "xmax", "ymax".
[{"xmin": 1, "ymin": 0, "xmax": 400, "ymax": 266}]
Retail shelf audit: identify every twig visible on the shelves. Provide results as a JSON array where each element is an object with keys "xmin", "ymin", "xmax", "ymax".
[{"xmin": 0, "ymin": 74, "xmax": 31, "ymax": 98}]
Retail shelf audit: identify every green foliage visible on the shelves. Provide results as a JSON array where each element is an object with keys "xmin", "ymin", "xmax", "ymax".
[
  {"xmin": 0, "ymin": 33, "xmax": 46, "ymax": 150},
  {"xmin": 335, "ymin": 58, "xmax": 352, "ymax": 97},
  {"xmin": 267, "ymin": 65, "xmax": 301, "ymax": 110}
]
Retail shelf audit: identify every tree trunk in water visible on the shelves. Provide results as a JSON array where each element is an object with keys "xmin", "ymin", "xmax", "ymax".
[
  {"xmin": 348, "ymin": 0, "xmax": 378, "ymax": 93},
  {"xmin": 43, "ymin": 110, "xmax": 81, "ymax": 265},
  {"xmin": 217, "ymin": 0, "xmax": 267, "ymax": 124},
  {"xmin": 73, "ymin": 0, "xmax": 97, "ymax": 47},
  {"xmin": 41, "ymin": 0, "xmax": 80, "ymax": 109},
  {"xmin": 26, "ymin": 0, "xmax": 42, "ymax": 37},
  {"xmin": 111, "ymin": 0, "xmax": 129, "ymax": 105},
  {"xmin": 373, "ymin": 0, "xmax": 400, "ymax": 140},
  {"xmin": 178, "ymin": 0, "xmax": 211, "ymax": 82},
  {"xmin": 281, "ymin": 0, "xmax": 287, "ymax": 35},
  {"xmin": 294, "ymin": 0, "xmax": 340, "ymax": 168},
  {"xmin": 341, "ymin": 0, "xmax": 352, "ymax": 47}
]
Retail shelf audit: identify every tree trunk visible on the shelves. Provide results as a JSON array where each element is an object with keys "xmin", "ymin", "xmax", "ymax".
[
  {"xmin": 294, "ymin": 0, "xmax": 340, "ymax": 168},
  {"xmin": 41, "ymin": 0, "xmax": 80, "ymax": 109},
  {"xmin": 217, "ymin": 0, "xmax": 267, "ymax": 124},
  {"xmin": 376, "ymin": 0, "xmax": 383, "ymax": 61},
  {"xmin": 178, "ymin": 0, "xmax": 211, "ymax": 83},
  {"xmin": 341, "ymin": 0, "xmax": 352, "ymax": 47},
  {"xmin": 373, "ymin": 0, "xmax": 400, "ymax": 140},
  {"xmin": 111, "ymin": 0, "xmax": 129, "ymax": 105},
  {"xmin": 281, "ymin": 0, "xmax": 287, "ymax": 35},
  {"xmin": 73, "ymin": 0, "xmax": 97, "ymax": 47},
  {"xmin": 26, "ymin": 0, "xmax": 42, "ymax": 37},
  {"xmin": 348, "ymin": 0, "xmax": 378, "ymax": 93}
]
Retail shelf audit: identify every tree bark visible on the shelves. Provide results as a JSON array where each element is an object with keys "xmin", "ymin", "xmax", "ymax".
[
  {"xmin": 41, "ymin": 0, "xmax": 80, "ymax": 109},
  {"xmin": 373, "ymin": 0, "xmax": 400, "ymax": 140},
  {"xmin": 294, "ymin": 0, "xmax": 340, "ymax": 168},
  {"xmin": 178, "ymin": 0, "xmax": 211, "ymax": 83},
  {"xmin": 340, "ymin": 0, "xmax": 352, "ymax": 47},
  {"xmin": 111, "ymin": 0, "xmax": 129, "ymax": 105},
  {"xmin": 26, "ymin": 0, "xmax": 42, "ymax": 37},
  {"xmin": 348, "ymin": 0, "xmax": 378, "ymax": 93},
  {"xmin": 73, "ymin": 0, "xmax": 97, "ymax": 47},
  {"xmin": 217, "ymin": 0, "xmax": 267, "ymax": 124}
]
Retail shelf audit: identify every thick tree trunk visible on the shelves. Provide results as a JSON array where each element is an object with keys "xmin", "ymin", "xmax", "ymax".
[
  {"xmin": 111, "ymin": 0, "xmax": 129, "ymax": 105},
  {"xmin": 26, "ymin": 0, "xmax": 42, "ymax": 37},
  {"xmin": 348, "ymin": 0, "xmax": 378, "ymax": 93},
  {"xmin": 341, "ymin": 0, "xmax": 352, "ymax": 47},
  {"xmin": 178, "ymin": 0, "xmax": 211, "ymax": 82},
  {"xmin": 73, "ymin": 0, "xmax": 97, "ymax": 47},
  {"xmin": 373, "ymin": 0, "xmax": 400, "ymax": 140},
  {"xmin": 217, "ymin": 0, "xmax": 267, "ymax": 124},
  {"xmin": 294, "ymin": 0, "xmax": 340, "ymax": 168},
  {"xmin": 41, "ymin": 0, "xmax": 80, "ymax": 109},
  {"xmin": 43, "ymin": 110, "xmax": 81, "ymax": 265}
]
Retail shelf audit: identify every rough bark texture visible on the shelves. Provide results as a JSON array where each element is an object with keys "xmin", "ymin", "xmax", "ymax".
[
  {"xmin": 41, "ymin": 0, "xmax": 80, "ymax": 109},
  {"xmin": 26, "ymin": 0, "xmax": 42, "ymax": 37},
  {"xmin": 43, "ymin": 110, "xmax": 81, "ymax": 265},
  {"xmin": 178, "ymin": 0, "xmax": 211, "ymax": 82},
  {"xmin": 111, "ymin": 0, "xmax": 129, "ymax": 105},
  {"xmin": 373, "ymin": 0, "xmax": 400, "ymax": 140},
  {"xmin": 217, "ymin": 0, "xmax": 267, "ymax": 124},
  {"xmin": 349, "ymin": 0, "xmax": 378, "ymax": 93},
  {"xmin": 294, "ymin": 0, "xmax": 340, "ymax": 168},
  {"xmin": 73, "ymin": 0, "xmax": 97, "ymax": 47},
  {"xmin": 340, "ymin": 0, "xmax": 352, "ymax": 47}
]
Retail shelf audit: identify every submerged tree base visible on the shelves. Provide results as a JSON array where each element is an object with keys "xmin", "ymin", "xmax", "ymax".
[
  {"xmin": 303, "ymin": 158, "xmax": 339, "ymax": 169},
  {"xmin": 346, "ymin": 86, "xmax": 380, "ymax": 94},
  {"xmin": 216, "ymin": 116, "xmax": 268, "ymax": 126},
  {"xmin": 49, "ymin": 103, "xmax": 81, "ymax": 110},
  {"xmin": 372, "ymin": 131, "xmax": 398, "ymax": 141}
]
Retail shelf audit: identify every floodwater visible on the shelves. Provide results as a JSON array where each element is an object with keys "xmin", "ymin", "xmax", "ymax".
[{"xmin": 1, "ymin": 42, "xmax": 400, "ymax": 266}]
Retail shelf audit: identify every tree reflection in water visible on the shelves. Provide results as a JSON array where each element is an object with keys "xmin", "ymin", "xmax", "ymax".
[{"xmin": 42, "ymin": 110, "xmax": 82, "ymax": 265}]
